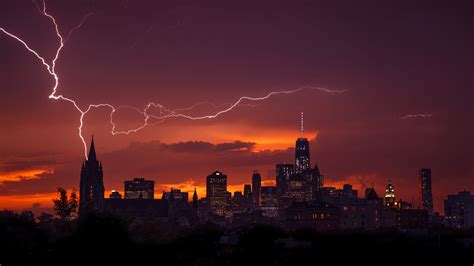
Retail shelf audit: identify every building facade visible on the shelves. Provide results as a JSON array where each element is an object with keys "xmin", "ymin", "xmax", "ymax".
[
  {"xmin": 206, "ymin": 170, "xmax": 229, "ymax": 216},
  {"xmin": 444, "ymin": 191, "xmax": 474, "ymax": 229},
  {"xmin": 260, "ymin": 186, "xmax": 278, "ymax": 217},
  {"xmin": 420, "ymin": 168, "xmax": 433, "ymax": 212},
  {"xmin": 252, "ymin": 171, "xmax": 262, "ymax": 207},
  {"xmin": 124, "ymin": 178, "xmax": 155, "ymax": 199}
]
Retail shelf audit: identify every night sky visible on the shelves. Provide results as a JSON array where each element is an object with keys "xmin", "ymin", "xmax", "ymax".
[{"xmin": 1, "ymin": 0, "xmax": 473, "ymax": 213}]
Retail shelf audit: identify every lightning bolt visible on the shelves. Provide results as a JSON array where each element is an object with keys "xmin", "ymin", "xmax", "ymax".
[
  {"xmin": 1, "ymin": 0, "xmax": 345, "ymax": 159},
  {"xmin": 400, "ymin": 113, "xmax": 433, "ymax": 120}
]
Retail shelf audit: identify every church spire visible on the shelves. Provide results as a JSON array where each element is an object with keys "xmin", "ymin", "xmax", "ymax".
[{"xmin": 88, "ymin": 135, "xmax": 97, "ymax": 162}]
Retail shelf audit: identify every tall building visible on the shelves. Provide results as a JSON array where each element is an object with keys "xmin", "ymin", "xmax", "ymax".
[
  {"xmin": 384, "ymin": 180, "xmax": 396, "ymax": 207},
  {"xmin": 243, "ymin": 184, "xmax": 252, "ymax": 199},
  {"xmin": 206, "ymin": 170, "xmax": 228, "ymax": 216},
  {"xmin": 124, "ymin": 178, "xmax": 155, "ymax": 199},
  {"xmin": 420, "ymin": 168, "xmax": 433, "ymax": 212},
  {"xmin": 276, "ymin": 163, "xmax": 294, "ymax": 204},
  {"xmin": 80, "ymin": 136, "xmax": 105, "ymax": 215},
  {"xmin": 252, "ymin": 171, "xmax": 262, "ymax": 207},
  {"xmin": 260, "ymin": 186, "xmax": 278, "ymax": 217},
  {"xmin": 295, "ymin": 112, "xmax": 310, "ymax": 174},
  {"xmin": 295, "ymin": 138, "xmax": 310, "ymax": 174},
  {"xmin": 444, "ymin": 191, "xmax": 474, "ymax": 229},
  {"xmin": 303, "ymin": 163, "xmax": 323, "ymax": 201}
]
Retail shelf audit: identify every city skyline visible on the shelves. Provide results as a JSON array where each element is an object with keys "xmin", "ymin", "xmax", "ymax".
[{"xmin": 1, "ymin": 0, "xmax": 473, "ymax": 215}]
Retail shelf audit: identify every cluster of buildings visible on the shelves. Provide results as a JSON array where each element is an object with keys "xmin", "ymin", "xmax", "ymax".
[{"xmin": 79, "ymin": 115, "xmax": 474, "ymax": 231}]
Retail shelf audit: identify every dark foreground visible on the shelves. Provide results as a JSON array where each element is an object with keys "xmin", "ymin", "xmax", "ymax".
[{"xmin": 0, "ymin": 211, "xmax": 473, "ymax": 265}]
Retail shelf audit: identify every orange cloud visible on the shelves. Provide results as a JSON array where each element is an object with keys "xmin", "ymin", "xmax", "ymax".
[{"xmin": 0, "ymin": 169, "xmax": 53, "ymax": 184}]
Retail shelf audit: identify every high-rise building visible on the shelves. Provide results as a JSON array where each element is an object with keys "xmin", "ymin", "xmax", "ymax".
[
  {"xmin": 276, "ymin": 163, "xmax": 294, "ymax": 203},
  {"xmin": 302, "ymin": 163, "xmax": 323, "ymax": 201},
  {"xmin": 295, "ymin": 112, "xmax": 310, "ymax": 174},
  {"xmin": 420, "ymin": 168, "xmax": 433, "ymax": 212},
  {"xmin": 243, "ymin": 184, "xmax": 252, "ymax": 199},
  {"xmin": 444, "ymin": 191, "xmax": 474, "ymax": 229},
  {"xmin": 80, "ymin": 136, "xmax": 105, "ymax": 215},
  {"xmin": 252, "ymin": 170, "xmax": 262, "ymax": 207},
  {"xmin": 260, "ymin": 186, "xmax": 278, "ymax": 217},
  {"xmin": 384, "ymin": 180, "xmax": 396, "ymax": 207},
  {"xmin": 295, "ymin": 138, "xmax": 310, "ymax": 174},
  {"xmin": 124, "ymin": 178, "xmax": 155, "ymax": 199},
  {"xmin": 206, "ymin": 170, "xmax": 228, "ymax": 216}
]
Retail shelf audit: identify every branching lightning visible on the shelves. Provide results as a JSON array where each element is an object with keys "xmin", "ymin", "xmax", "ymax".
[
  {"xmin": 1, "ymin": 0, "xmax": 345, "ymax": 159},
  {"xmin": 400, "ymin": 113, "xmax": 433, "ymax": 120}
]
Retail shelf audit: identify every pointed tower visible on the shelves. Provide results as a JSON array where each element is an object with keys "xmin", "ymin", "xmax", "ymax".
[
  {"xmin": 79, "ymin": 136, "xmax": 105, "ymax": 215},
  {"xmin": 192, "ymin": 188, "xmax": 198, "ymax": 209}
]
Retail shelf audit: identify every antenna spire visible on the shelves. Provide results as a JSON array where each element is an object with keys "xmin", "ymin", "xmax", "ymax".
[{"xmin": 300, "ymin": 112, "xmax": 304, "ymax": 137}]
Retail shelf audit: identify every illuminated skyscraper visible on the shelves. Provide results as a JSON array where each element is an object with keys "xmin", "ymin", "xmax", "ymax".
[
  {"xmin": 420, "ymin": 168, "xmax": 433, "ymax": 212},
  {"xmin": 295, "ymin": 113, "xmax": 310, "ymax": 174},
  {"xmin": 80, "ymin": 136, "xmax": 105, "ymax": 215},
  {"xmin": 384, "ymin": 180, "xmax": 396, "ymax": 207},
  {"xmin": 260, "ymin": 186, "xmax": 278, "ymax": 217},
  {"xmin": 276, "ymin": 163, "xmax": 294, "ymax": 204},
  {"xmin": 206, "ymin": 170, "xmax": 228, "ymax": 216}
]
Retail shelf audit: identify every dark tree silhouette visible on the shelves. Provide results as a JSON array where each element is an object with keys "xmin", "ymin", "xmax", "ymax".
[{"xmin": 53, "ymin": 187, "xmax": 78, "ymax": 220}]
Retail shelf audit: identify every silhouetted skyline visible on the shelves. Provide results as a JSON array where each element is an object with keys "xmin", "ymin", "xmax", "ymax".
[{"xmin": 1, "ymin": 0, "xmax": 473, "ymax": 215}]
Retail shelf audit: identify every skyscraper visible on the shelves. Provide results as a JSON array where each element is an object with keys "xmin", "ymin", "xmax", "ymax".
[
  {"xmin": 295, "ymin": 113, "xmax": 310, "ymax": 174},
  {"xmin": 79, "ymin": 136, "xmax": 105, "ymax": 215},
  {"xmin": 384, "ymin": 180, "xmax": 396, "ymax": 207},
  {"xmin": 206, "ymin": 170, "xmax": 228, "ymax": 216},
  {"xmin": 260, "ymin": 186, "xmax": 278, "ymax": 217},
  {"xmin": 303, "ymin": 163, "xmax": 323, "ymax": 201},
  {"xmin": 420, "ymin": 168, "xmax": 433, "ymax": 212},
  {"xmin": 124, "ymin": 178, "xmax": 155, "ymax": 199},
  {"xmin": 252, "ymin": 170, "xmax": 262, "ymax": 207},
  {"xmin": 276, "ymin": 163, "xmax": 294, "ymax": 199}
]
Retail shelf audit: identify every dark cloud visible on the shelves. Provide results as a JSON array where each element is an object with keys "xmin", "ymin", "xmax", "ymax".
[{"xmin": 163, "ymin": 140, "xmax": 255, "ymax": 153}]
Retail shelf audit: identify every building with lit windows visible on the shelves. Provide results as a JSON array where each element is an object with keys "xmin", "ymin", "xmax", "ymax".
[
  {"xmin": 260, "ymin": 186, "xmax": 278, "ymax": 217},
  {"xmin": 384, "ymin": 180, "xmax": 396, "ymax": 207},
  {"xmin": 285, "ymin": 201, "xmax": 340, "ymax": 231},
  {"xmin": 162, "ymin": 188, "xmax": 189, "ymax": 208},
  {"xmin": 206, "ymin": 170, "xmax": 229, "ymax": 216},
  {"xmin": 276, "ymin": 163, "xmax": 294, "ymax": 207},
  {"xmin": 295, "ymin": 138, "xmax": 310, "ymax": 174},
  {"xmin": 444, "ymin": 191, "xmax": 474, "ymax": 229},
  {"xmin": 124, "ymin": 178, "xmax": 155, "ymax": 199}
]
